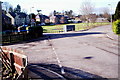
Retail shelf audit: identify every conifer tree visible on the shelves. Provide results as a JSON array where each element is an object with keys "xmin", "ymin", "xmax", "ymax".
[{"xmin": 114, "ymin": 1, "xmax": 120, "ymax": 20}]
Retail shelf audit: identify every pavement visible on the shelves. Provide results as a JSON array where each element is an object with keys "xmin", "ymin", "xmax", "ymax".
[
  {"xmin": 106, "ymin": 31, "xmax": 119, "ymax": 42},
  {"xmin": 84, "ymin": 25, "xmax": 119, "ymax": 42},
  {"xmin": 4, "ymin": 25, "xmax": 119, "ymax": 78}
]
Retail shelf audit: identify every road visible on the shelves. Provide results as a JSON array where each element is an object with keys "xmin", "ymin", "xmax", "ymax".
[{"xmin": 5, "ymin": 25, "xmax": 119, "ymax": 78}]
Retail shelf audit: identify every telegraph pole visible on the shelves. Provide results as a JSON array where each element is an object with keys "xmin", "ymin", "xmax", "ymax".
[
  {"xmin": 108, "ymin": 4, "xmax": 112, "ymax": 25},
  {"xmin": 0, "ymin": 2, "xmax": 3, "ymax": 80},
  {"xmin": 0, "ymin": 1, "xmax": 3, "ymax": 45}
]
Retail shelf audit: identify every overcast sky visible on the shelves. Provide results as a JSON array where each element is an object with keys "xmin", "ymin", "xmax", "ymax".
[{"xmin": 1, "ymin": 0, "xmax": 119, "ymax": 15}]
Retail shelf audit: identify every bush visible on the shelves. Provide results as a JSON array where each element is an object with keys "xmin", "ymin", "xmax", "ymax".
[
  {"xmin": 112, "ymin": 20, "xmax": 120, "ymax": 34},
  {"xmin": 28, "ymin": 26, "xmax": 43, "ymax": 38},
  {"xmin": 2, "ymin": 24, "xmax": 15, "ymax": 31}
]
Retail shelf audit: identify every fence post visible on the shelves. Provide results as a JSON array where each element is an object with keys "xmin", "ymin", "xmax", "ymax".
[
  {"xmin": 23, "ymin": 33, "xmax": 24, "ymax": 41},
  {"xmin": 9, "ymin": 53, "xmax": 15, "ymax": 76},
  {"xmin": 9, "ymin": 35, "xmax": 11, "ymax": 43}
]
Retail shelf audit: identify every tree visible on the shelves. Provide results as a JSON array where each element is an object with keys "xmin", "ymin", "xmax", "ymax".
[
  {"xmin": 89, "ymin": 14, "xmax": 97, "ymax": 23},
  {"xmin": 80, "ymin": 15, "xmax": 87, "ymax": 22},
  {"xmin": 80, "ymin": 1, "xmax": 94, "ymax": 15},
  {"xmin": 2, "ymin": 2, "xmax": 10, "ymax": 12},
  {"xmin": 14, "ymin": 4, "xmax": 21, "ymax": 13},
  {"xmin": 79, "ymin": 0, "xmax": 95, "ymax": 23},
  {"xmin": 114, "ymin": 1, "xmax": 120, "ymax": 20},
  {"xmin": 64, "ymin": 10, "xmax": 74, "ymax": 18},
  {"xmin": 101, "ymin": 7, "xmax": 110, "ymax": 22},
  {"xmin": 52, "ymin": 10, "xmax": 60, "ymax": 15},
  {"xmin": 9, "ymin": 5, "xmax": 13, "ymax": 12},
  {"xmin": 53, "ymin": 10, "xmax": 57, "ymax": 15}
]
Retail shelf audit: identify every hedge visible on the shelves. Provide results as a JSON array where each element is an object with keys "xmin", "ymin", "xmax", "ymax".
[
  {"xmin": 28, "ymin": 26, "xmax": 43, "ymax": 38},
  {"xmin": 112, "ymin": 20, "xmax": 120, "ymax": 34}
]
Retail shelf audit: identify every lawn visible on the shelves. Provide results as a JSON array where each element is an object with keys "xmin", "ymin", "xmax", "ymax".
[{"xmin": 42, "ymin": 22, "xmax": 110, "ymax": 33}]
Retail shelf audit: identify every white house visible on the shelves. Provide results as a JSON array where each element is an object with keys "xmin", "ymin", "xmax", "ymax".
[{"xmin": 6, "ymin": 12, "xmax": 16, "ymax": 25}]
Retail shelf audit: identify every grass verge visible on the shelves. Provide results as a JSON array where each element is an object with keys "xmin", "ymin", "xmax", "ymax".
[{"xmin": 42, "ymin": 22, "xmax": 110, "ymax": 33}]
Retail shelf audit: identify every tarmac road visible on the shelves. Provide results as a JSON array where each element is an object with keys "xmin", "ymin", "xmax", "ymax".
[{"xmin": 6, "ymin": 25, "xmax": 119, "ymax": 78}]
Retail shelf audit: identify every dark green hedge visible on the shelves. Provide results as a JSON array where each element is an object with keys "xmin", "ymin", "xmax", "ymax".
[
  {"xmin": 112, "ymin": 20, "xmax": 120, "ymax": 34},
  {"xmin": 28, "ymin": 26, "xmax": 43, "ymax": 38}
]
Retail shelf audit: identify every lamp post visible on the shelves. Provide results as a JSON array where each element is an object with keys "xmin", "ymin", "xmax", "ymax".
[
  {"xmin": 108, "ymin": 4, "xmax": 112, "ymax": 25},
  {"xmin": 30, "ymin": 7, "xmax": 34, "ymax": 27}
]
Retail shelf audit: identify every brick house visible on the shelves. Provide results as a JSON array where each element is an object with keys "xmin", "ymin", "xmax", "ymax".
[{"xmin": 50, "ymin": 15, "xmax": 68, "ymax": 24}]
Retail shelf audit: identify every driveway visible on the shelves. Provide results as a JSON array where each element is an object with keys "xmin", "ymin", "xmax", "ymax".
[{"xmin": 5, "ymin": 25, "xmax": 118, "ymax": 78}]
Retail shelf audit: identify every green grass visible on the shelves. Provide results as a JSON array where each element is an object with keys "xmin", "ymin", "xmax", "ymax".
[{"xmin": 42, "ymin": 22, "xmax": 110, "ymax": 33}]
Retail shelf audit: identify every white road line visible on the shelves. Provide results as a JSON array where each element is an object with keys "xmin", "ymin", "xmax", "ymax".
[
  {"xmin": 47, "ymin": 37, "xmax": 65, "ymax": 74},
  {"xmin": 106, "ymin": 34, "xmax": 114, "ymax": 40}
]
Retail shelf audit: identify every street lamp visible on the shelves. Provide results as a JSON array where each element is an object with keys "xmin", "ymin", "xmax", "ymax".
[
  {"xmin": 108, "ymin": 4, "xmax": 112, "ymax": 25},
  {"xmin": 30, "ymin": 7, "xmax": 34, "ymax": 27}
]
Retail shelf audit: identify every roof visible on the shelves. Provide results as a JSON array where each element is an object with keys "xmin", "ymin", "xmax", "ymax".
[
  {"xmin": 2, "ymin": 13, "xmax": 11, "ymax": 19},
  {"xmin": 16, "ymin": 13, "xmax": 27, "ymax": 18},
  {"xmin": 54, "ymin": 15, "xmax": 64, "ymax": 18},
  {"xmin": 38, "ymin": 15, "xmax": 49, "ymax": 19},
  {"xmin": 9, "ymin": 12, "xmax": 16, "ymax": 18},
  {"xmin": 2, "ymin": 13, "xmax": 11, "ymax": 23}
]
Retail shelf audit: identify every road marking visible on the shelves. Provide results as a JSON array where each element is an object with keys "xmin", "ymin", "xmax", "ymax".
[
  {"xmin": 47, "ymin": 37, "xmax": 65, "ymax": 74},
  {"xmin": 106, "ymin": 34, "xmax": 114, "ymax": 40}
]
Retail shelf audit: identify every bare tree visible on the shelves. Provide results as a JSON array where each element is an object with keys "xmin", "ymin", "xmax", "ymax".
[
  {"xmin": 80, "ymin": 0, "xmax": 95, "ymax": 28},
  {"xmin": 80, "ymin": 0, "xmax": 95, "ymax": 20},
  {"xmin": 101, "ymin": 7, "xmax": 110, "ymax": 22},
  {"xmin": 80, "ymin": 1, "xmax": 94, "ymax": 15}
]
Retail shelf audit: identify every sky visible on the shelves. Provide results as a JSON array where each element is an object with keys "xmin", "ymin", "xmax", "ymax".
[{"xmin": 1, "ymin": 0, "xmax": 119, "ymax": 16}]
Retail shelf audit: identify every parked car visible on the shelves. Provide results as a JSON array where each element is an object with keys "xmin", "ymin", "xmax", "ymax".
[{"xmin": 22, "ymin": 25, "xmax": 28, "ymax": 27}]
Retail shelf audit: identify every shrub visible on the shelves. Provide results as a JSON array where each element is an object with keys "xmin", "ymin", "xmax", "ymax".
[
  {"xmin": 2, "ymin": 24, "xmax": 15, "ymax": 31},
  {"xmin": 28, "ymin": 26, "xmax": 43, "ymax": 38},
  {"xmin": 112, "ymin": 20, "xmax": 120, "ymax": 34}
]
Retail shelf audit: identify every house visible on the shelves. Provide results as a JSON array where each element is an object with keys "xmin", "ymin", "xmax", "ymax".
[
  {"xmin": 35, "ymin": 14, "xmax": 50, "ymax": 24},
  {"xmin": 2, "ymin": 13, "xmax": 11, "ymax": 25},
  {"xmin": 15, "ymin": 12, "xmax": 30, "ymax": 26},
  {"xmin": 96, "ymin": 17, "xmax": 109, "ymax": 22},
  {"xmin": 6, "ymin": 12, "xmax": 30, "ymax": 26},
  {"xmin": 6, "ymin": 12, "xmax": 16, "ymax": 25},
  {"xmin": 2, "ymin": 12, "xmax": 12, "ymax": 31},
  {"xmin": 74, "ymin": 15, "xmax": 82, "ymax": 23},
  {"xmin": 50, "ymin": 15, "xmax": 68, "ymax": 24}
]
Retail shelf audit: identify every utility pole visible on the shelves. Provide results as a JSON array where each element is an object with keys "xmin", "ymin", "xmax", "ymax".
[
  {"xmin": 0, "ymin": 2, "xmax": 3, "ymax": 80},
  {"xmin": 108, "ymin": 4, "xmax": 112, "ymax": 25},
  {"xmin": 0, "ymin": 1, "xmax": 3, "ymax": 46}
]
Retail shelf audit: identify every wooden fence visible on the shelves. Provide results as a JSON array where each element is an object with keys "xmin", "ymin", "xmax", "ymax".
[
  {"xmin": 0, "ymin": 46, "xmax": 28, "ymax": 80},
  {"xmin": 2, "ymin": 32, "xmax": 36, "ymax": 45}
]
